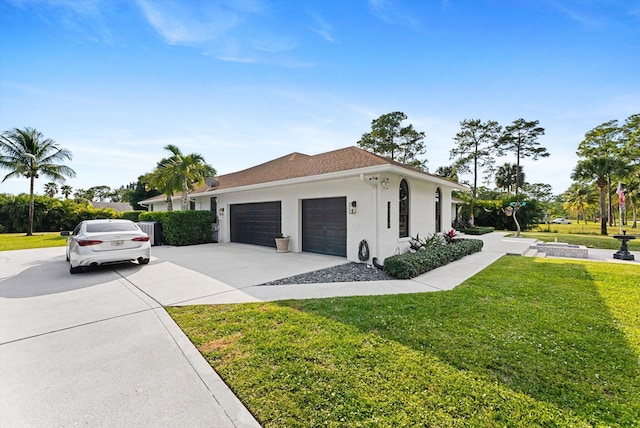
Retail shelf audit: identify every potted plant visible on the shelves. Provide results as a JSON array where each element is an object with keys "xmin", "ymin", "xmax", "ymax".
[{"xmin": 275, "ymin": 233, "xmax": 290, "ymax": 253}]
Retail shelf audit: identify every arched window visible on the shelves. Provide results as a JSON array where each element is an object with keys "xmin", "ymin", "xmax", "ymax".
[
  {"xmin": 435, "ymin": 187, "xmax": 442, "ymax": 233},
  {"xmin": 399, "ymin": 179, "xmax": 409, "ymax": 238}
]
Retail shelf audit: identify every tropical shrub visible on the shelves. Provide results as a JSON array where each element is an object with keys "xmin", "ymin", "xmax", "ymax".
[
  {"xmin": 384, "ymin": 238, "xmax": 484, "ymax": 279},
  {"xmin": 408, "ymin": 233, "xmax": 444, "ymax": 251}
]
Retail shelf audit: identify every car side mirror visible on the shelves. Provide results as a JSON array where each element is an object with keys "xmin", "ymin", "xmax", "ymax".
[{"xmin": 60, "ymin": 231, "xmax": 71, "ymax": 236}]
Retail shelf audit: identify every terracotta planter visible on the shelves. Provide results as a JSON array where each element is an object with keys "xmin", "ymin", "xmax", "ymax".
[{"xmin": 275, "ymin": 237, "xmax": 290, "ymax": 253}]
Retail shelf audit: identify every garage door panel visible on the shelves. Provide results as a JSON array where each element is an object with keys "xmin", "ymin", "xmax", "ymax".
[
  {"xmin": 302, "ymin": 197, "xmax": 347, "ymax": 257},
  {"xmin": 230, "ymin": 202, "xmax": 281, "ymax": 248}
]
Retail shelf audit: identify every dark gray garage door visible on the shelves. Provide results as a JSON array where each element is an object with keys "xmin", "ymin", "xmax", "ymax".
[
  {"xmin": 302, "ymin": 197, "xmax": 347, "ymax": 257},
  {"xmin": 230, "ymin": 201, "xmax": 281, "ymax": 248}
]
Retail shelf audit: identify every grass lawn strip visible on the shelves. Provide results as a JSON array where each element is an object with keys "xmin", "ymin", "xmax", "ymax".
[
  {"xmin": 168, "ymin": 257, "xmax": 640, "ymax": 427},
  {"xmin": 0, "ymin": 232, "xmax": 67, "ymax": 251}
]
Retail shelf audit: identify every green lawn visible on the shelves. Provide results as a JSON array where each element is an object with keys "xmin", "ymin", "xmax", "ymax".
[
  {"xmin": 0, "ymin": 232, "xmax": 67, "ymax": 251},
  {"xmin": 534, "ymin": 221, "xmax": 638, "ymax": 236},
  {"xmin": 169, "ymin": 257, "xmax": 640, "ymax": 427},
  {"xmin": 514, "ymin": 232, "xmax": 640, "ymax": 251}
]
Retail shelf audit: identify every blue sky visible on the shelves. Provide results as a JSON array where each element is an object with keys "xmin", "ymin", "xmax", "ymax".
[{"xmin": 1, "ymin": 0, "xmax": 639, "ymax": 196}]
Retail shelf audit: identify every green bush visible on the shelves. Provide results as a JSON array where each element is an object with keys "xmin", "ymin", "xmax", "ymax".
[
  {"xmin": 458, "ymin": 226, "xmax": 494, "ymax": 235},
  {"xmin": 0, "ymin": 193, "xmax": 122, "ymax": 232},
  {"xmin": 384, "ymin": 238, "xmax": 484, "ymax": 279},
  {"xmin": 121, "ymin": 211, "xmax": 144, "ymax": 222},
  {"xmin": 139, "ymin": 210, "xmax": 214, "ymax": 246}
]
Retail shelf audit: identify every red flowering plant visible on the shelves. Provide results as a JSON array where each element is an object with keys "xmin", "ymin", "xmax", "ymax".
[{"xmin": 443, "ymin": 229, "xmax": 458, "ymax": 244}]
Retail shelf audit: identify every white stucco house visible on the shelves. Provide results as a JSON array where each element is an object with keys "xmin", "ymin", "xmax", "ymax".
[{"xmin": 140, "ymin": 146, "xmax": 468, "ymax": 263}]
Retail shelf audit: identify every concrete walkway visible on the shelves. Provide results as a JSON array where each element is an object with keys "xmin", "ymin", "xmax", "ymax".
[
  {"xmin": 150, "ymin": 232, "xmax": 540, "ymax": 305},
  {"xmin": 1, "ymin": 232, "xmax": 637, "ymax": 427}
]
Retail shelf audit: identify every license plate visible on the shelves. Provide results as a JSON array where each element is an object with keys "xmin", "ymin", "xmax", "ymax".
[{"xmin": 111, "ymin": 240, "xmax": 124, "ymax": 247}]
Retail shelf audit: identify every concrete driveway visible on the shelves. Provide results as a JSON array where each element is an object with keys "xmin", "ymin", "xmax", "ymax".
[{"xmin": 0, "ymin": 245, "xmax": 267, "ymax": 427}]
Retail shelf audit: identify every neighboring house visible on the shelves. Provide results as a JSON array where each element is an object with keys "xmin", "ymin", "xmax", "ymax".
[
  {"xmin": 140, "ymin": 146, "xmax": 468, "ymax": 263},
  {"xmin": 90, "ymin": 202, "xmax": 133, "ymax": 212}
]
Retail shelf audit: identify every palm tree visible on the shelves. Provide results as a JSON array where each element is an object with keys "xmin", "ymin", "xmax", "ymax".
[
  {"xmin": 572, "ymin": 157, "xmax": 626, "ymax": 235},
  {"xmin": 44, "ymin": 182, "xmax": 58, "ymax": 198},
  {"xmin": 0, "ymin": 127, "xmax": 75, "ymax": 235},
  {"xmin": 147, "ymin": 145, "xmax": 216, "ymax": 211},
  {"xmin": 562, "ymin": 182, "xmax": 594, "ymax": 224},
  {"xmin": 495, "ymin": 163, "xmax": 525, "ymax": 195},
  {"xmin": 60, "ymin": 184, "xmax": 73, "ymax": 199},
  {"xmin": 145, "ymin": 155, "xmax": 182, "ymax": 211},
  {"xmin": 434, "ymin": 165, "xmax": 459, "ymax": 182}
]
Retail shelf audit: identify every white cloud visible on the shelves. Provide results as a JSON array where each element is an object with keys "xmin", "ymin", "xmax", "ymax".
[
  {"xmin": 135, "ymin": 0, "xmax": 242, "ymax": 45},
  {"xmin": 7, "ymin": 0, "xmax": 116, "ymax": 43},
  {"xmin": 309, "ymin": 12, "xmax": 336, "ymax": 43},
  {"xmin": 367, "ymin": 0, "xmax": 419, "ymax": 28}
]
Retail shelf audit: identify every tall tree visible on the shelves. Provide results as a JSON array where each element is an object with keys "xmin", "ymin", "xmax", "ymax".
[
  {"xmin": 147, "ymin": 145, "xmax": 216, "ymax": 211},
  {"xmin": 74, "ymin": 188, "xmax": 96, "ymax": 202},
  {"xmin": 44, "ymin": 182, "xmax": 58, "ymax": 198},
  {"xmin": 130, "ymin": 175, "xmax": 160, "ymax": 210},
  {"xmin": 497, "ymin": 118, "xmax": 548, "ymax": 196},
  {"xmin": 621, "ymin": 114, "xmax": 639, "ymax": 227},
  {"xmin": 562, "ymin": 182, "xmax": 594, "ymax": 225},
  {"xmin": 90, "ymin": 185, "xmax": 112, "ymax": 202},
  {"xmin": 144, "ymin": 159, "xmax": 177, "ymax": 211},
  {"xmin": 60, "ymin": 184, "xmax": 73, "ymax": 199},
  {"xmin": 434, "ymin": 165, "xmax": 458, "ymax": 182},
  {"xmin": 523, "ymin": 182, "xmax": 555, "ymax": 227},
  {"xmin": 571, "ymin": 157, "xmax": 626, "ymax": 235},
  {"xmin": 450, "ymin": 119, "xmax": 502, "ymax": 224},
  {"xmin": 0, "ymin": 127, "xmax": 75, "ymax": 235},
  {"xmin": 576, "ymin": 119, "xmax": 624, "ymax": 226},
  {"xmin": 358, "ymin": 112, "xmax": 427, "ymax": 170},
  {"xmin": 494, "ymin": 163, "xmax": 525, "ymax": 195}
]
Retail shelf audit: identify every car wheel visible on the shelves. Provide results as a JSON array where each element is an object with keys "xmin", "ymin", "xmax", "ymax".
[
  {"xmin": 70, "ymin": 265, "xmax": 83, "ymax": 274},
  {"xmin": 138, "ymin": 257, "xmax": 150, "ymax": 265}
]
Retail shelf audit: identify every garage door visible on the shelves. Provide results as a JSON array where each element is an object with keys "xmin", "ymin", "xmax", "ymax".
[
  {"xmin": 230, "ymin": 201, "xmax": 281, "ymax": 248},
  {"xmin": 302, "ymin": 197, "xmax": 347, "ymax": 257}
]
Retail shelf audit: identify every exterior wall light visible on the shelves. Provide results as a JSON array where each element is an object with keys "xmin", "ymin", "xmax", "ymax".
[
  {"xmin": 349, "ymin": 200, "xmax": 357, "ymax": 214},
  {"xmin": 218, "ymin": 207, "xmax": 225, "ymax": 216}
]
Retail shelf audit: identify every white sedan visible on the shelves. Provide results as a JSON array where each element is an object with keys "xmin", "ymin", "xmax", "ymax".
[
  {"xmin": 66, "ymin": 219, "xmax": 151, "ymax": 274},
  {"xmin": 551, "ymin": 217, "xmax": 572, "ymax": 224}
]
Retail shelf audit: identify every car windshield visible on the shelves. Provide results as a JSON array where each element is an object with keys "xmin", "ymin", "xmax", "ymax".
[{"xmin": 86, "ymin": 222, "xmax": 139, "ymax": 233}]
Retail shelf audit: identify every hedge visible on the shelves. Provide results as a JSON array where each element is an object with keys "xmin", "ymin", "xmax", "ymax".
[
  {"xmin": 383, "ymin": 238, "xmax": 484, "ymax": 279},
  {"xmin": 138, "ymin": 210, "xmax": 214, "ymax": 246},
  {"xmin": 121, "ymin": 211, "xmax": 145, "ymax": 222},
  {"xmin": 458, "ymin": 227, "xmax": 494, "ymax": 235}
]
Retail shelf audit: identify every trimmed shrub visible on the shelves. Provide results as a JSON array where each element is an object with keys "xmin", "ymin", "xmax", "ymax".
[
  {"xmin": 458, "ymin": 227, "xmax": 494, "ymax": 235},
  {"xmin": 138, "ymin": 210, "xmax": 214, "ymax": 246},
  {"xmin": 384, "ymin": 238, "xmax": 484, "ymax": 279},
  {"xmin": 121, "ymin": 211, "xmax": 144, "ymax": 222}
]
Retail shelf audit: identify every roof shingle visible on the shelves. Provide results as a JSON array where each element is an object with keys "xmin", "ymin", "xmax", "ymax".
[{"xmin": 143, "ymin": 146, "xmax": 458, "ymax": 202}]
